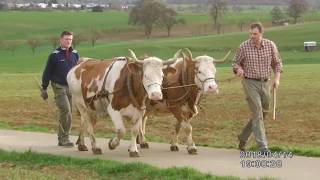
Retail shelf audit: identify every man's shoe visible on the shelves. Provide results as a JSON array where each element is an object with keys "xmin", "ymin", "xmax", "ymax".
[
  {"xmin": 58, "ymin": 141, "xmax": 74, "ymax": 147},
  {"xmin": 238, "ymin": 135, "xmax": 246, "ymax": 151},
  {"xmin": 260, "ymin": 148, "xmax": 271, "ymax": 156}
]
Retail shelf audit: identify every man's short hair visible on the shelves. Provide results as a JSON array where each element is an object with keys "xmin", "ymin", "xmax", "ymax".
[
  {"xmin": 60, "ymin": 31, "xmax": 73, "ymax": 38},
  {"xmin": 250, "ymin": 22, "xmax": 263, "ymax": 33}
]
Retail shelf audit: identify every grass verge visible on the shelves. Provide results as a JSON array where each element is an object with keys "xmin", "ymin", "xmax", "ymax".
[{"xmin": 0, "ymin": 149, "xmax": 247, "ymax": 180}]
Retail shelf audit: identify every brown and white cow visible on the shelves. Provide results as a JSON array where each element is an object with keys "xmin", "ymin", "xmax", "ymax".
[
  {"xmin": 67, "ymin": 49, "xmax": 180, "ymax": 157},
  {"xmin": 137, "ymin": 49, "xmax": 231, "ymax": 154}
]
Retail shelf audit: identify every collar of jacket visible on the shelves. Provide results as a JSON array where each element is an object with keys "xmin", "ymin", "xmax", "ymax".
[{"xmin": 58, "ymin": 46, "xmax": 74, "ymax": 52}]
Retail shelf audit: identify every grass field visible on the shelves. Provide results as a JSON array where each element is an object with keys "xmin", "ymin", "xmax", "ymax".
[
  {"xmin": 1, "ymin": 21, "xmax": 320, "ymax": 74},
  {"xmin": 1, "ymin": 8, "xmax": 320, "ymax": 41},
  {"xmin": 1, "ymin": 149, "xmax": 252, "ymax": 180},
  {"xmin": 0, "ymin": 9, "xmax": 320, "ymax": 158},
  {"xmin": 0, "ymin": 10, "xmax": 132, "ymax": 40}
]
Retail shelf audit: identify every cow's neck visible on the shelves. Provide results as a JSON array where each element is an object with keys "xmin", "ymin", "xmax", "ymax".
[
  {"xmin": 111, "ymin": 63, "xmax": 147, "ymax": 111},
  {"xmin": 127, "ymin": 71, "xmax": 147, "ymax": 110},
  {"xmin": 184, "ymin": 61, "xmax": 200, "ymax": 110},
  {"xmin": 165, "ymin": 60, "xmax": 199, "ymax": 110}
]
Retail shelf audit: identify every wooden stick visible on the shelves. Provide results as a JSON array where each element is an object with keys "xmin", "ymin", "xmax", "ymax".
[{"xmin": 272, "ymin": 86, "xmax": 277, "ymax": 120}]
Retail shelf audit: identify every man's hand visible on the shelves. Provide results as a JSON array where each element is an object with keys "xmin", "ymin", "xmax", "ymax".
[
  {"xmin": 40, "ymin": 89, "xmax": 48, "ymax": 100},
  {"xmin": 273, "ymin": 72, "xmax": 281, "ymax": 89},
  {"xmin": 273, "ymin": 80, "xmax": 280, "ymax": 89},
  {"xmin": 236, "ymin": 67, "xmax": 244, "ymax": 78}
]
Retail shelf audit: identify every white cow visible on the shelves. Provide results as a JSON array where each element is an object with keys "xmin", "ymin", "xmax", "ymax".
[{"xmin": 67, "ymin": 49, "xmax": 180, "ymax": 157}]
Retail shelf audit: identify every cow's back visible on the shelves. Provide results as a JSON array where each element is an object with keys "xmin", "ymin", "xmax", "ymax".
[{"xmin": 67, "ymin": 59, "xmax": 129, "ymax": 113}]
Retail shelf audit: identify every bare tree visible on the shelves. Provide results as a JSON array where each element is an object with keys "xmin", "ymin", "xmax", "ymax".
[
  {"xmin": 238, "ymin": 21, "xmax": 246, "ymax": 32},
  {"xmin": 129, "ymin": 0, "xmax": 167, "ymax": 38},
  {"xmin": 209, "ymin": 0, "xmax": 227, "ymax": 27},
  {"xmin": 159, "ymin": 7, "xmax": 186, "ymax": 37},
  {"xmin": 90, "ymin": 29, "xmax": 103, "ymax": 47},
  {"xmin": 288, "ymin": 0, "xmax": 308, "ymax": 24},
  {"xmin": 4, "ymin": 41, "xmax": 20, "ymax": 56},
  {"xmin": 0, "ymin": 39, "xmax": 3, "ymax": 50},
  {"xmin": 27, "ymin": 39, "xmax": 41, "ymax": 55},
  {"xmin": 48, "ymin": 36, "xmax": 59, "ymax": 50},
  {"xmin": 72, "ymin": 33, "xmax": 86, "ymax": 49}
]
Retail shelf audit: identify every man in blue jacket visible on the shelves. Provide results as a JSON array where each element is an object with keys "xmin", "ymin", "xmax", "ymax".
[{"xmin": 41, "ymin": 31, "xmax": 79, "ymax": 147}]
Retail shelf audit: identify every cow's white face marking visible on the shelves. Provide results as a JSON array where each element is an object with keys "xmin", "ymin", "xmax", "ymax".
[
  {"xmin": 142, "ymin": 57, "xmax": 164, "ymax": 100},
  {"xmin": 194, "ymin": 56, "xmax": 219, "ymax": 94}
]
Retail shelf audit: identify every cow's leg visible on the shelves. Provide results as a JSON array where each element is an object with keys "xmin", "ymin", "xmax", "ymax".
[
  {"xmin": 128, "ymin": 117, "xmax": 142, "ymax": 157},
  {"xmin": 86, "ymin": 115, "xmax": 102, "ymax": 154},
  {"xmin": 182, "ymin": 120, "xmax": 197, "ymax": 155},
  {"xmin": 74, "ymin": 104, "xmax": 88, "ymax": 152},
  {"xmin": 170, "ymin": 119, "xmax": 182, "ymax": 152},
  {"xmin": 137, "ymin": 115, "xmax": 149, "ymax": 149},
  {"xmin": 76, "ymin": 120, "xmax": 88, "ymax": 151},
  {"xmin": 169, "ymin": 110, "xmax": 184, "ymax": 151},
  {"xmin": 107, "ymin": 105, "xmax": 125, "ymax": 150},
  {"xmin": 77, "ymin": 104, "xmax": 101, "ymax": 154}
]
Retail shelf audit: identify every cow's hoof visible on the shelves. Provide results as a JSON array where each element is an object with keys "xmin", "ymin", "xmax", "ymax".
[
  {"xmin": 92, "ymin": 148, "xmax": 102, "ymax": 155},
  {"xmin": 129, "ymin": 151, "xmax": 140, "ymax": 157},
  {"xmin": 170, "ymin": 145, "xmax": 179, "ymax": 152},
  {"xmin": 187, "ymin": 147, "xmax": 198, "ymax": 155},
  {"xmin": 78, "ymin": 144, "xmax": 88, "ymax": 151},
  {"xmin": 140, "ymin": 142, "xmax": 149, "ymax": 149},
  {"xmin": 108, "ymin": 139, "xmax": 116, "ymax": 150}
]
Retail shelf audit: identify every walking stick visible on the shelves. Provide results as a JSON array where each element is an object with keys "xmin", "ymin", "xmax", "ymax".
[{"xmin": 272, "ymin": 86, "xmax": 277, "ymax": 120}]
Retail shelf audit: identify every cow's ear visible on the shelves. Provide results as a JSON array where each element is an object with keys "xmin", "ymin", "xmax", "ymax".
[
  {"xmin": 163, "ymin": 67, "xmax": 177, "ymax": 77},
  {"xmin": 127, "ymin": 62, "xmax": 142, "ymax": 75}
]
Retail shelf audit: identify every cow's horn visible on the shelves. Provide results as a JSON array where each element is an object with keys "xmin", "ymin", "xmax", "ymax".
[
  {"xmin": 164, "ymin": 49, "xmax": 182, "ymax": 65},
  {"xmin": 128, "ymin": 49, "xmax": 144, "ymax": 64},
  {"xmin": 184, "ymin": 48, "xmax": 193, "ymax": 59},
  {"xmin": 212, "ymin": 50, "xmax": 231, "ymax": 64}
]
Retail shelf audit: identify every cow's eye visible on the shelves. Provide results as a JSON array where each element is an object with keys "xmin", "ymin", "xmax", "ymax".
[{"xmin": 198, "ymin": 70, "xmax": 202, "ymax": 74}]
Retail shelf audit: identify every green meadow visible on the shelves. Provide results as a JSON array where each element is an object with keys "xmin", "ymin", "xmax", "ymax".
[{"xmin": 1, "ymin": 21, "xmax": 320, "ymax": 74}]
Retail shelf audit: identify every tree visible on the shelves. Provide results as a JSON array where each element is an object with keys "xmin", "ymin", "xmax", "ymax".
[
  {"xmin": 27, "ymin": 39, "xmax": 41, "ymax": 55},
  {"xmin": 209, "ymin": 0, "xmax": 227, "ymax": 27},
  {"xmin": 72, "ymin": 34, "xmax": 86, "ymax": 49},
  {"xmin": 159, "ymin": 7, "xmax": 185, "ymax": 37},
  {"xmin": 48, "ymin": 36, "xmax": 59, "ymax": 50},
  {"xmin": 129, "ymin": 0, "xmax": 167, "ymax": 37},
  {"xmin": 92, "ymin": 6, "xmax": 103, "ymax": 12},
  {"xmin": 288, "ymin": 0, "xmax": 308, "ymax": 24},
  {"xmin": 4, "ymin": 41, "xmax": 20, "ymax": 56},
  {"xmin": 271, "ymin": 6, "xmax": 284, "ymax": 23},
  {"xmin": 237, "ymin": 21, "xmax": 246, "ymax": 32},
  {"xmin": 89, "ymin": 29, "xmax": 102, "ymax": 47}
]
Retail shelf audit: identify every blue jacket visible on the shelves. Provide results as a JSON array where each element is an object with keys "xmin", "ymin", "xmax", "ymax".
[{"xmin": 42, "ymin": 47, "xmax": 79, "ymax": 90}]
